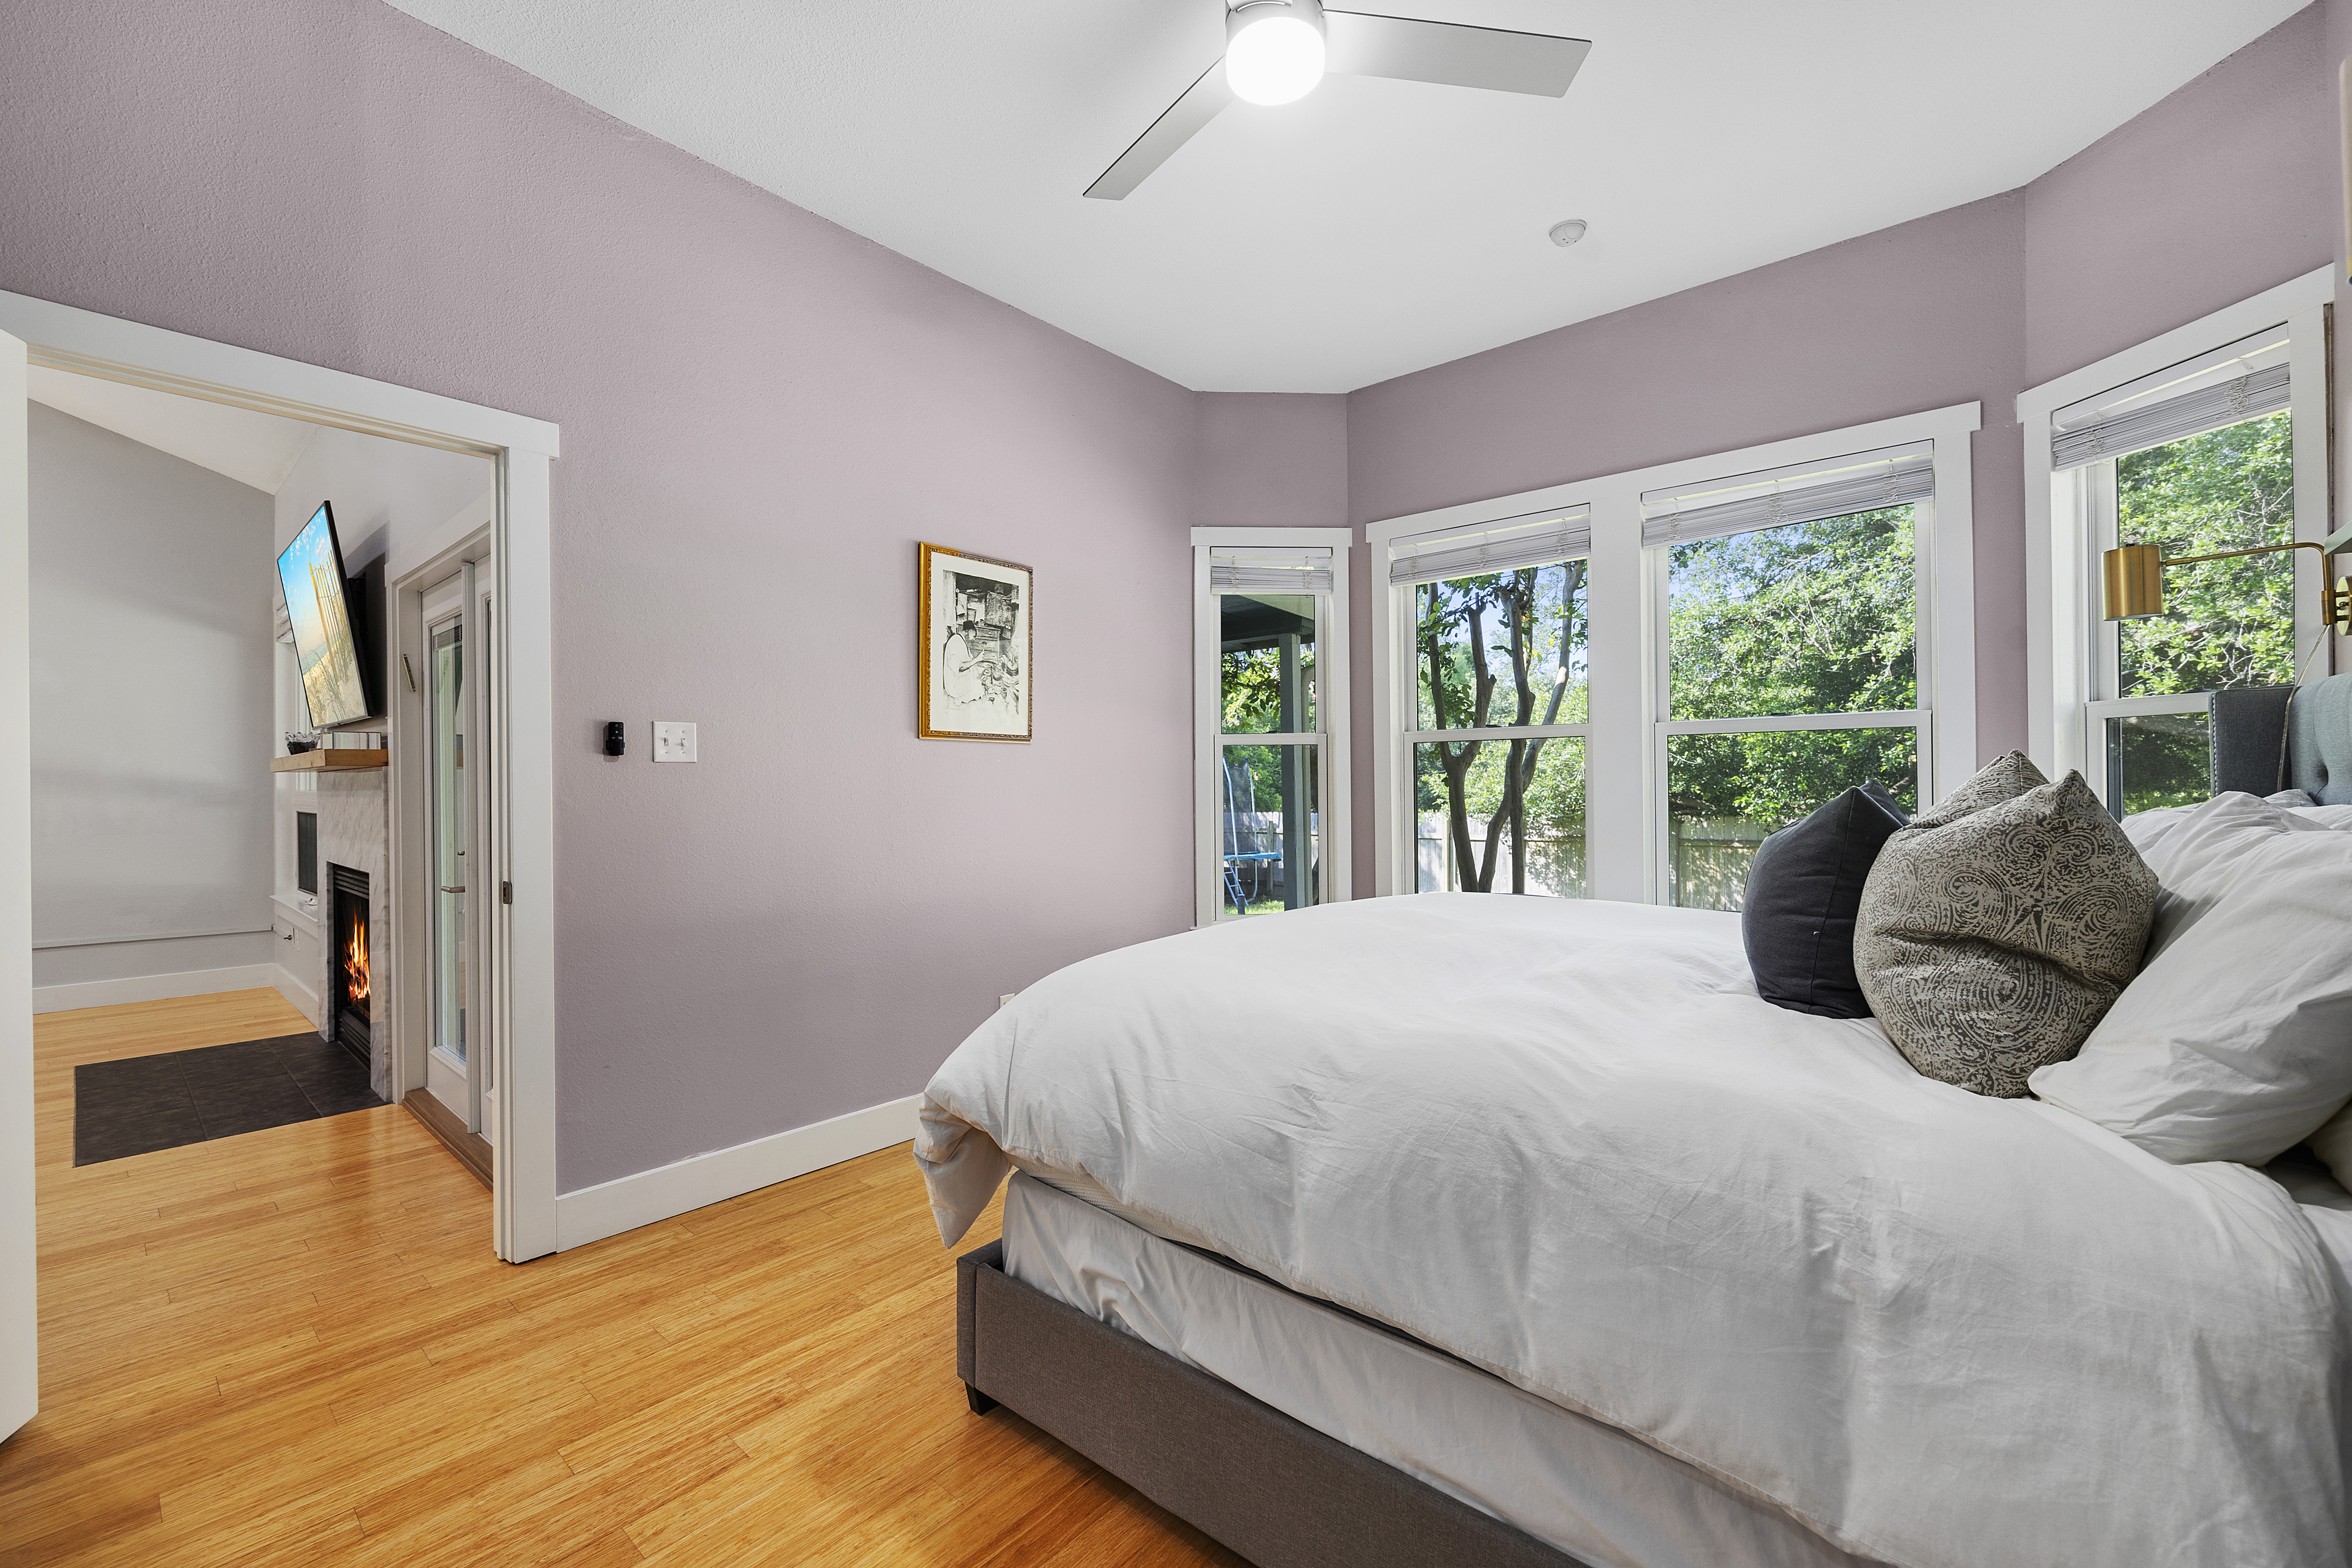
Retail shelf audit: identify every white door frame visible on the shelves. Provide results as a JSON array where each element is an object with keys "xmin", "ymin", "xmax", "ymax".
[
  {"xmin": 2, "ymin": 327, "xmax": 36, "ymax": 1440},
  {"xmin": 0, "ymin": 290, "xmax": 562, "ymax": 1263}
]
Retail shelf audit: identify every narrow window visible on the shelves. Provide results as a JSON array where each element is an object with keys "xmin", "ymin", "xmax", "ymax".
[{"xmin": 1194, "ymin": 533, "xmax": 1351, "ymax": 924}]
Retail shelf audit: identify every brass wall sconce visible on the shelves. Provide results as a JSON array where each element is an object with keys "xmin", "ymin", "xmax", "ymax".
[{"xmin": 2102, "ymin": 540, "xmax": 2352, "ymax": 626}]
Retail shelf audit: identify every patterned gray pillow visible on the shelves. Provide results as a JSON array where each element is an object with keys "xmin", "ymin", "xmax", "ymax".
[{"xmin": 1854, "ymin": 753, "xmax": 2159, "ymax": 1098}]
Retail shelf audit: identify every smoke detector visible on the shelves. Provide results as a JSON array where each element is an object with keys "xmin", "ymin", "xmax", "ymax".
[{"xmin": 1549, "ymin": 219, "xmax": 1589, "ymax": 248}]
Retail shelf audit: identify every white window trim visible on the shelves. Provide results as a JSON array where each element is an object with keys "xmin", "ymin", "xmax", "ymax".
[
  {"xmin": 1365, "ymin": 403, "xmax": 1979, "ymax": 904},
  {"xmin": 1192, "ymin": 527, "xmax": 1352, "ymax": 927},
  {"xmin": 2018, "ymin": 263, "xmax": 2335, "ymax": 797}
]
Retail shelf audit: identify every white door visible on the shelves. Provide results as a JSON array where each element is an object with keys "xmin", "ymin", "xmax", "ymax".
[
  {"xmin": 1, "ymin": 327, "xmax": 36, "ymax": 1440},
  {"xmin": 420, "ymin": 567, "xmax": 490, "ymax": 1138}
]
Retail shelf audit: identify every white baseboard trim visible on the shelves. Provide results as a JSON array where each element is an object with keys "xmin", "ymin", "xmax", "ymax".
[
  {"xmin": 553, "ymin": 1094, "xmax": 924, "ymax": 1252},
  {"xmin": 32, "ymin": 962, "xmax": 308, "ymax": 1016},
  {"xmin": 270, "ymin": 964, "xmax": 319, "ymax": 1022}
]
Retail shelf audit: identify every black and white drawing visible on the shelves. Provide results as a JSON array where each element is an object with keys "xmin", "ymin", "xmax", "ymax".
[{"xmin": 918, "ymin": 544, "xmax": 1033, "ymax": 741}]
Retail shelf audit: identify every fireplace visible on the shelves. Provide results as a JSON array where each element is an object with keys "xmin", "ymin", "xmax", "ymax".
[{"xmin": 329, "ymin": 864, "xmax": 372, "ymax": 1066}]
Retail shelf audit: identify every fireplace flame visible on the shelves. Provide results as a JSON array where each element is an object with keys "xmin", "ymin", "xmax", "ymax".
[{"xmin": 345, "ymin": 920, "xmax": 370, "ymax": 1003}]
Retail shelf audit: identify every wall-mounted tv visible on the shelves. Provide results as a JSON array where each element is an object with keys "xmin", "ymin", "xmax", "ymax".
[{"xmin": 277, "ymin": 502, "xmax": 372, "ymax": 728}]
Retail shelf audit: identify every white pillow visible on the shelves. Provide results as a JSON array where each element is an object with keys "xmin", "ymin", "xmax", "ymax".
[
  {"xmin": 2123, "ymin": 792, "xmax": 2352, "ymax": 852},
  {"xmin": 2031, "ymin": 793, "xmax": 2352, "ymax": 1165},
  {"xmin": 2266, "ymin": 785, "xmax": 2352, "ymax": 830},
  {"xmin": 2311, "ymin": 1101, "xmax": 2352, "ymax": 1191}
]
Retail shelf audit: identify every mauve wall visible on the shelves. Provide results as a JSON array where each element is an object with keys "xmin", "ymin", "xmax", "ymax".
[
  {"xmin": 1193, "ymin": 393, "xmax": 1349, "ymax": 527},
  {"xmin": 2022, "ymin": 5, "xmax": 2337, "ymax": 389},
  {"xmin": 2328, "ymin": 0, "xmax": 2352, "ymax": 554},
  {"xmin": 0, "ymin": 0, "xmax": 1198, "ymax": 1192},
  {"xmin": 1344, "ymin": 2, "xmax": 2341, "ymax": 894}
]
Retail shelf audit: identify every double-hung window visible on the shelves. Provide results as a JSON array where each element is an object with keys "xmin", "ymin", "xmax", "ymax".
[
  {"xmin": 1646, "ymin": 445, "xmax": 1935, "ymax": 910},
  {"xmin": 2024, "ymin": 269, "xmax": 2335, "ymax": 815},
  {"xmin": 1191, "ymin": 530, "xmax": 1350, "ymax": 924},
  {"xmin": 1394, "ymin": 510, "xmax": 1591, "ymax": 896},
  {"xmin": 2057, "ymin": 325, "xmax": 2318, "ymax": 814}
]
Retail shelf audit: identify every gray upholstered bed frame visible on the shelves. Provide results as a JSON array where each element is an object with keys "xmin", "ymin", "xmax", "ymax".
[
  {"xmin": 957, "ymin": 1240, "xmax": 1583, "ymax": 1567},
  {"xmin": 2210, "ymin": 672, "xmax": 2352, "ymax": 801}
]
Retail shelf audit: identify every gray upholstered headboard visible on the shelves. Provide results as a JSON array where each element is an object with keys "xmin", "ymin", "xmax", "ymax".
[{"xmin": 2211, "ymin": 673, "xmax": 2352, "ymax": 804}]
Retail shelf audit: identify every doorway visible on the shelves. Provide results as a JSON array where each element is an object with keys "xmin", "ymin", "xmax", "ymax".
[{"xmin": 0, "ymin": 288, "xmax": 562, "ymax": 1272}]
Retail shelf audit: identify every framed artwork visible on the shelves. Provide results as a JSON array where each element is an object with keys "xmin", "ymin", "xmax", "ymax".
[{"xmin": 918, "ymin": 542, "xmax": 1033, "ymax": 741}]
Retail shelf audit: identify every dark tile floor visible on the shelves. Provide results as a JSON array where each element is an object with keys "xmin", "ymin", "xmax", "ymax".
[{"xmin": 74, "ymin": 1033, "xmax": 386, "ymax": 1166}]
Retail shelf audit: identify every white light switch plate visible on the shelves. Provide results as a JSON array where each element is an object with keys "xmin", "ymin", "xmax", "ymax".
[{"xmin": 653, "ymin": 721, "xmax": 697, "ymax": 763}]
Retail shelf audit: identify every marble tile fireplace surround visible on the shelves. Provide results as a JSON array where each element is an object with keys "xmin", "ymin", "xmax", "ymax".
[{"xmin": 311, "ymin": 769, "xmax": 391, "ymax": 1101}]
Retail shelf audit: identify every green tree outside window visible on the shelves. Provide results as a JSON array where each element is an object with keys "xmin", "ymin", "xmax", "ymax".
[{"xmin": 1414, "ymin": 561, "xmax": 1588, "ymax": 895}]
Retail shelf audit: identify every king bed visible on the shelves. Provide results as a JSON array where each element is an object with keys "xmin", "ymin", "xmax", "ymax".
[{"xmin": 914, "ymin": 677, "xmax": 2352, "ymax": 1568}]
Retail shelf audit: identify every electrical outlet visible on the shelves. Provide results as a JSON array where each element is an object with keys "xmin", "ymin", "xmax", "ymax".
[{"xmin": 653, "ymin": 721, "xmax": 697, "ymax": 763}]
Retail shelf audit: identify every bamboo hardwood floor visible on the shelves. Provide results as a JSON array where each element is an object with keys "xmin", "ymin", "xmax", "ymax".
[{"xmin": 2, "ymin": 989, "xmax": 1246, "ymax": 1567}]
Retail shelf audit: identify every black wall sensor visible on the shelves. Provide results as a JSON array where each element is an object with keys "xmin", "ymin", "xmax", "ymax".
[{"xmin": 604, "ymin": 720, "xmax": 626, "ymax": 757}]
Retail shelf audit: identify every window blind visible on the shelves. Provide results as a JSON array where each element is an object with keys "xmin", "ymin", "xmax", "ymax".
[
  {"xmin": 1641, "ymin": 443, "xmax": 1932, "ymax": 548},
  {"xmin": 1388, "ymin": 507, "xmax": 1592, "ymax": 586},
  {"xmin": 1211, "ymin": 547, "xmax": 1334, "ymax": 594},
  {"xmin": 2050, "ymin": 326, "xmax": 2290, "ymax": 472}
]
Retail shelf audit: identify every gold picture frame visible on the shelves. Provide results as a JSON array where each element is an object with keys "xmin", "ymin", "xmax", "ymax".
[{"xmin": 917, "ymin": 542, "xmax": 1033, "ymax": 741}]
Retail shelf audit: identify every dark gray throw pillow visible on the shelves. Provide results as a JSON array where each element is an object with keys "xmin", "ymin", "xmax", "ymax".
[
  {"xmin": 1742, "ymin": 783, "xmax": 1910, "ymax": 1018},
  {"xmin": 1854, "ymin": 752, "xmax": 2159, "ymax": 1098}
]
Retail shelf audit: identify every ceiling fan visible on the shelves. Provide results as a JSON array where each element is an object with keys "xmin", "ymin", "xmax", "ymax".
[{"xmin": 1085, "ymin": 0, "xmax": 1591, "ymax": 200}]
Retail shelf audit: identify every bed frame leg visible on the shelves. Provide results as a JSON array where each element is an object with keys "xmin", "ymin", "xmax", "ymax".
[{"xmin": 958, "ymin": 1240, "xmax": 1004, "ymax": 1418}]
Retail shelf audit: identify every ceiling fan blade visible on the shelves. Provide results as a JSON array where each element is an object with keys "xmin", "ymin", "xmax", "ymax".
[
  {"xmin": 1323, "ymin": 11, "xmax": 1589, "ymax": 97},
  {"xmin": 1085, "ymin": 61, "xmax": 1235, "ymax": 200}
]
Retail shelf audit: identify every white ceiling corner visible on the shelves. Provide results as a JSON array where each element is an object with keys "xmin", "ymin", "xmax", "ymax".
[
  {"xmin": 385, "ymin": 1, "xmax": 2304, "ymax": 392},
  {"xmin": 29, "ymin": 367, "xmax": 320, "ymax": 493}
]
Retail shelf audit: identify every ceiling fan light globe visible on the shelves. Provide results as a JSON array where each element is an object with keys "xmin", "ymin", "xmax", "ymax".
[{"xmin": 1225, "ymin": 15, "xmax": 1326, "ymax": 106}]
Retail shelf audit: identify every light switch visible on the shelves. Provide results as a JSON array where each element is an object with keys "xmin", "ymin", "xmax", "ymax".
[{"xmin": 653, "ymin": 721, "xmax": 697, "ymax": 763}]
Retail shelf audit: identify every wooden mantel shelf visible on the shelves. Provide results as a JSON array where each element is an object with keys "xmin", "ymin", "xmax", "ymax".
[{"xmin": 270, "ymin": 749, "xmax": 389, "ymax": 773}]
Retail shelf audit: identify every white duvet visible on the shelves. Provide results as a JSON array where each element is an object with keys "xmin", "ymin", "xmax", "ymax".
[{"xmin": 916, "ymin": 894, "xmax": 2348, "ymax": 1568}]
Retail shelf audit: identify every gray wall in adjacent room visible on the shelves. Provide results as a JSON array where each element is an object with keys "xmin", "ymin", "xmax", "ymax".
[{"xmin": 28, "ymin": 403, "xmax": 277, "ymax": 988}]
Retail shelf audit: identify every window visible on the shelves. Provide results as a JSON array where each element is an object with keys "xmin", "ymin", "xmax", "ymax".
[
  {"xmin": 2057, "ymin": 325, "xmax": 2312, "ymax": 816},
  {"xmin": 296, "ymin": 811, "xmax": 318, "ymax": 895},
  {"xmin": 1400, "ymin": 512, "xmax": 1590, "ymax": 896},
  {"xmin": 1192, "ymin": 530, "xmax": 1350, "ymax": 924},
  {"xmin": 1646, "ymin": 445, "xmax": 1933, "ymax": 910},
  {"xmin": 2024, "ymin": 271, "xmax": 2333, "ymax": 813},
  {"xmin": 1368, "ymin": 405, "xmax": 1978, "ymax": 906}
]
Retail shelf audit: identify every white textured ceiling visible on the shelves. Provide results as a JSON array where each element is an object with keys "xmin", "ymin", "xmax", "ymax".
[
  {"xmin": 30, "ymin": 367, "xmax": 318, "ymax": 493},
  {"xmin": 385, "ymin": 0, "xmax": 2304, "ymax": 392}
]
